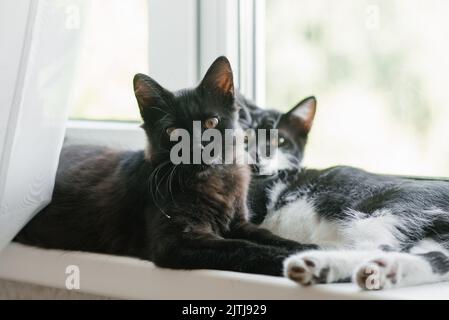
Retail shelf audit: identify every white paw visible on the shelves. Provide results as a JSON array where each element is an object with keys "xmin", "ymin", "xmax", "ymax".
[
  {"xmin": 355, "ymin": 256, "xmax": 401, "ymax": 290},
  {"xmin": 283, "ymin": 252, "xmax": 331, "ymax": 285}
]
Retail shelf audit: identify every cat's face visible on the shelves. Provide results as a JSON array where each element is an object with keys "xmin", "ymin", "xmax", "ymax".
[
  {"xmin": 239, "ymin": 96, "xmax": 316, "ymax": 173},
  {"xmin": 133, "ymin": 57, "xmax": 239, "ymax": 164}
]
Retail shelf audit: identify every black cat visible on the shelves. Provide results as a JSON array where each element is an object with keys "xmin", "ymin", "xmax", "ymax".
[{"xmin": 15, "ymin": 57, "xmax": 315, "ymax": 276}]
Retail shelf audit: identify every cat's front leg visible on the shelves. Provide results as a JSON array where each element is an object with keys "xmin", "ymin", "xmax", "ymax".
[
  {"xmin": 228, "ymin": 222, "xmax": 317, "ymax": 252},
  {"xmin": 284, "ymin": 250, "xmax": 380, "ymax": 285},
  {"xmin": 231, "ymin": 198, "xmax": 311, "ymax": 251},
  {"xmin": 151, "ymin": 234, "xmax": 292, "ymax": 276}
]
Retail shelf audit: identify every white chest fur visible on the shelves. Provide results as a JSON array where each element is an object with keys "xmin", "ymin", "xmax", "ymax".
[
  {"xmin": 259, "ymin": 182, "xmax": 404, "ymax": 250},
  {"xmin": 260, "ymin": 182, "xmax": 343, "ymax": 247}
]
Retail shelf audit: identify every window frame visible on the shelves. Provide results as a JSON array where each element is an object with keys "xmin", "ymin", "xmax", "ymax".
[{"xmin": 65, "ymin": 0, "xmax": 262, "ymax": 147}]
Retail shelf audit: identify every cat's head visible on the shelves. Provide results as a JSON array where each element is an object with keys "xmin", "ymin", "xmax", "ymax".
[
  {"xmin": 133, "ymin": 56, "xmax": 240, "ymax": 166},
  {"xmin": 238, "ymin": 95, "xmax": 316, "ymax": 174}
]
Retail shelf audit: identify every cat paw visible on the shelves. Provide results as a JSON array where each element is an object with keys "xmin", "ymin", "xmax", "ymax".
[
  {"xmin": 355, "ymin": 256, "xmax": 400, "ymax": 290},
  {"xmin": 283, "ymin": 252, "xmax": 330, "ymax": 285}
]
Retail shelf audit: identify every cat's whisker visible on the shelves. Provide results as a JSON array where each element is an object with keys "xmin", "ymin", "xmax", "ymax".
[
  {"xmin": 168, "ymin": 165, "xmax": 178, "ymax": 204},
  {"xmin": 148, "ymin": 160, "xmax": 172, "ymax": 217}
]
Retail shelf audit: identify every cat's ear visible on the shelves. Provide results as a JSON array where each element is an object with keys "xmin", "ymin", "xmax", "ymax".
[
  {"xmin": 282, "ymin": 96, "xmax": 317, "ymax": 134},
  {"xmin": 199, "ymin": 56, "xmax": 234, "ymax": 101},
  {"xmin": 133, "ymin": 73, "xmax": 173, "ymax": 121}
]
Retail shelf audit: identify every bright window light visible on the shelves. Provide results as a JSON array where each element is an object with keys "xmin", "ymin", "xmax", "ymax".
[
  {"xmin": 69, "ymin": 0, "xmax": 149, "ymax": 121},
  {"xmin": 265, "ymin": 0, "xmax": 449, "ymax": 177}
]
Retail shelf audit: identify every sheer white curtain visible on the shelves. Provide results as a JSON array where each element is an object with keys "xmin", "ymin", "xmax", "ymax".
[
  {"xmin": 0, "ymin": 0, "xmax": 87, "ymax": 251},
  {"xmin": 0, "ymin": 0, "xmax": 259, "ymax": 252}
]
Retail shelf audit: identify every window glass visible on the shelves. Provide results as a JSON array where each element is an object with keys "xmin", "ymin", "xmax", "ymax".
[
  {"xmin": 265, "ymin": 0, "xmax": 449, "ymax": 176},
  {"xmin": 69, "ymin": 0, "xmax": 148, "ymax": 121}
]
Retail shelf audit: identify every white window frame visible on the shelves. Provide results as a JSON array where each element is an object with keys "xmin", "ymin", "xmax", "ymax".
[{"xmin": 65, "ymin": 0, "xmax": 264, "ymax": 148}]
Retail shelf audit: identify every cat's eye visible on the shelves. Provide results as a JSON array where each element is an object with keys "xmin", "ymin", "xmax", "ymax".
[
  {"xmin": 244, "ymin": 131, "xmax": 255, "ymax": 144},
  {"xmin": 270, "ymin": 136, "xmax": 284, "ymax": 146},
  {"xmin": 166, "ymin": 127, "xmax": 176, "ymax": 135},
  {"xmin": 204, "ymin": 117, "xmax": 219, "ymax": 129},
  {"xmin": 278, "ymin": 136, "xmax": 286, "ymax": 146}
]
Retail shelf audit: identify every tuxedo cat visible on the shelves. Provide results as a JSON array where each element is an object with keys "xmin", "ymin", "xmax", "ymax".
[
  {"xmin": 242, "ymin": 97, "xmax": 449, "ymax": 290},
  {"xmin": 238, "ymin": 95, "xmax": 316, "ymax": 219},
  {"xmin": 15, "ymin": 57, "xmax": 315, "ymax": 276}
]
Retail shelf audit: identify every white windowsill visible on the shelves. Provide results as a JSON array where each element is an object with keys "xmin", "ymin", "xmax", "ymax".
[
  {"xmin": 1, "ymin": 243, "xmax": 449, "ymax": 299},
  {"xmin": 19, "ymin": 120, "xmax": 449, "ymax": 300},
  {"xmin": 65, "ymin": 120, "xmax": 146, "ymax": 150}
]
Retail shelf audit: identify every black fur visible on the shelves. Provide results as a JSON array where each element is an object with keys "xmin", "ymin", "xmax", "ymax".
[
  {"xmin": 240, "ymin": 96, "xmax": 449, "ymax": 287},
  {"xmin": 16, "ymin": 57, "xmax": 316, "ymax": 276},
  {"xmin": 420, "ymin": 251, "xmax": 449, "ymax": 274},
  {"xmin": 238, "ymin": 97, "xmax": 449, "ymax": 251},
  {"xmin": 252, "ymin": 166, "xmax": 449, "ymax": 249},
  {"xmin": 238, "ymin": 94, "xmax": 316, "ymax": 221}
]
